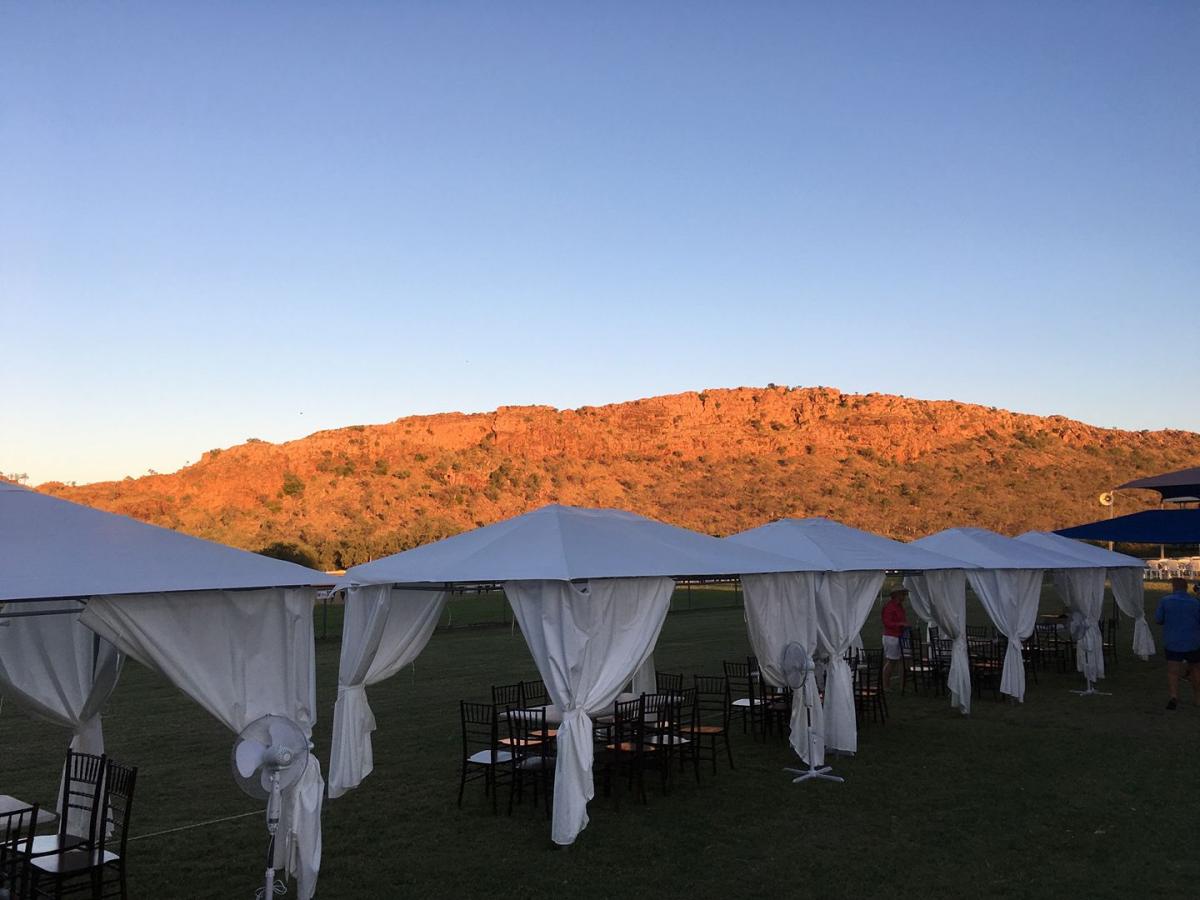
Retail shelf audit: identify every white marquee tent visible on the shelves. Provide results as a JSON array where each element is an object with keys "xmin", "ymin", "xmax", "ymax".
[
  {"xmin": 727, "ymin": 518, "xmax": 973, "ymax": 751},
  {"xmin": 329, "ymin": 504, "xmax": 803, "ymax": 846},
  {"xmin": 912, "ymin": 527, "xmax": 1099, "ymax": 702},
  {"xmin": 0, "ymin": 483, "xmax": 331, "ymax": 900},
  {"xmin": 1015, "ymin": 531, "xmax": 1154, "ymax": 661}
]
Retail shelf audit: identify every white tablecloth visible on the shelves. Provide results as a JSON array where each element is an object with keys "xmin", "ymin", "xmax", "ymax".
[{"xmin": 0, "ymin": 794, "xmax": 58, "ymax": 836}]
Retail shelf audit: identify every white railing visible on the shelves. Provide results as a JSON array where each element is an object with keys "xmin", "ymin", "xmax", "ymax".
[{"xmin": 1146, "ymin": 558, "xmax": 1200, "ymax": 580}]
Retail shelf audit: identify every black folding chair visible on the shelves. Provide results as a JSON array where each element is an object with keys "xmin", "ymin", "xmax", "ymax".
[{"xmin": 0, "ymin": 803, "xmax": 39, "ymax": 900}]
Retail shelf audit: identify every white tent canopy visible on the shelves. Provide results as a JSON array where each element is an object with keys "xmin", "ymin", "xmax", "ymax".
[
  {"xmin": 913, "ymin": 527, "xmax": 1097, "ymax": 573},
  {"xmin": 725, "ymin": 517, "xmax": 972, "ymax": 572},
  {"xmin": 332, "ymin": 504, "xmax": 803, "ymax": 846},
  {"xmin": 0, "ymin": 483, "xmax": 331, "ymax": 900},
  {"xmin": 0, "ymin": 483, "xmax": 324, "ymax": 602},
  {"xmin": 729, "ymin": 518, "xmax": 973, "ymax": 752},
  {"xmin": 1014, "ymin": 532, "xmax": 1145, "ymax": 569},
  {"xmin": 1015, "ymin": 531, "xmax": 1155, "ymax": 659},
  {"xmin": 338, "ymin": 503, "xmax": 805, "ymax": 586},
  {"xmin": 913, "ymin": 528, "xmax": 1098, "ymax": 701}
]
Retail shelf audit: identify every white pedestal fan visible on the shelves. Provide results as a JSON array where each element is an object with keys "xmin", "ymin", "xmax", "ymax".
[
  {"xmin": 1068, "ymin": 610, "xmax": 1110, "ymax": 698},
  {"xmin": 232, "ymin": 715, "xmax": 311, "ymax": 899},
  {"xmin": 780, "ymin": 641, "xmax": 843, "ymax": 785}
]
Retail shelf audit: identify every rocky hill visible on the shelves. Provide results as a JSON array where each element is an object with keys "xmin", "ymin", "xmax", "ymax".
[{"xmin": 37, "ymin": 386, "xmax": 1200, "ymax": 569}]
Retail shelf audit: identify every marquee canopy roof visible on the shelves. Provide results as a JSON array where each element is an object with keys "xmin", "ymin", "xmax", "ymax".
[
  {"xmin": 1054, "ymin": 509, "xmax": 1200, "ymax": 545},
  {"xmin": 727, "ymin": 517, "xmax": 973, "ymax": 572},
  {"xmin": 912, "ymin": 527, "xmax": 1097, "ymax": 570},
  {"xmin": 1015, "ymin": 531, "xmax": 1145, "ymax": 568},
  {"xmin": 343, "ymin": 504, "xmax": 804, "ymax": 586},
  {"xmin": 1116, "ymin": 466, "xmax": 1200, "ymax": 502},
  {"xmin": 0, "ymin": 483, "xmax": 331, "ymax": 602}
]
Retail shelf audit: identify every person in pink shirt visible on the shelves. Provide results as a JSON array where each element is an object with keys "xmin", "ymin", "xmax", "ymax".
[{"xmin": 881, "ymin": 588, "xmax": 909, "ymax": 689}]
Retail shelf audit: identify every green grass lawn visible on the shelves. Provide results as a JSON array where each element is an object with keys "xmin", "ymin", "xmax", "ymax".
[
  {"xmin": 4, "ymin": 583, "xmax": 1199, "ymax": 898},
  {"xmin": 313, "ymin": 583, "xmax": 745, "ymax": 638}
]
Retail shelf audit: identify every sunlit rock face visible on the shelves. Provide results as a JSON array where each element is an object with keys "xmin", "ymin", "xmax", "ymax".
[{"xmin": 39, "ymin": 385, "xmax": 1200, "ymax": 569}]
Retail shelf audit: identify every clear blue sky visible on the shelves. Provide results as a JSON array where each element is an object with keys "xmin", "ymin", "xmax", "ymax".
[{"xmin": 2, "ymin": 2, "xmax": 1197, "ymax": 485}]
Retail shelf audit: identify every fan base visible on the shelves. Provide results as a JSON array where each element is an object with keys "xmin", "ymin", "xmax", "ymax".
[
  {"xmin": 256, "ymin": 869, "xmax": 285, "ymax": 899},
  {"xmin": 784, "ymin": 765, "xmax": 844, "ymax": 784},
  {"xmin": 1069, "ymin": 683, "xmax": 1111, "ymax": 697}
]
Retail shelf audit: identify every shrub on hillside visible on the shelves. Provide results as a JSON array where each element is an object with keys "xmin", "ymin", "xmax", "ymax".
[
  {"xmin": 281, "ymin": 472, "xmax": 305, "ymax": 496},
  {"xmin": 257, "ymin": 541, "xmax": 320, "ymax": 569}
]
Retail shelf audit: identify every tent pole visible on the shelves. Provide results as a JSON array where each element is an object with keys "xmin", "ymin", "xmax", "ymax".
[
  {"xmin": 0, "ymin": 607, "xmax": 85, "ymax": 620},
  {"xmin": 1107, "ymin": 487, "xmax": 1115, "ymax": 551}
]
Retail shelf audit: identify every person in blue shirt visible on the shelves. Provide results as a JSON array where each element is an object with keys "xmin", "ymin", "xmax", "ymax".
[{"xmin": 1154, "ymin": 577, "xmax": 1200, "ymax": 710}]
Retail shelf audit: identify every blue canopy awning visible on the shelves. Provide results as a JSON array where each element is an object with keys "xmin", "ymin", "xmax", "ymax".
[
  {"xmin": 1055, "ymin": 509, "xmax": 1200, "ymax": 545},
  {"xmin": 1116, "ymin": 466, "xmax": 1200, "ymax": 502}
]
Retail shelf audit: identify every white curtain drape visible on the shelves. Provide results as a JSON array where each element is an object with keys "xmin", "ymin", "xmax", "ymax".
[
  {"xmin": 1051, "ymin": 568, "xmax": 1107, "ymax": 683},
  {"xmin": 0, "ymin": 603, "xmax": 124, "ymax": 834},
  {"xmin": 965, "ymin": 569, "xmax": 1043, "ymax": 701},
  {"xmin": 904, "ymin": 570, "xmax": 971, "ymax": 714},
  {"xmin": 80, "ymin": 588, "xmax": 323, "ymax": 900},
  {"xmin": 630, "ymin": 653, "xmax": 657, "ymax": 695},
  {"xmin": 905, "ymin": 584, "xmax": 935, "ymax": 627},
  {"xmin": 504, "ymin": 577, "xmax": 673, "ymax": 846},
  {"xmin": 815, "ymin": 571, "xmax": 885, "ymax": 754},
  {"xmin": 1108, "ymin": 567, "xmax": 1155, "ymax": 659},
  {"xmin": 328, "ymin": 585, "xmax": 448, "ymax": 799},
  {"xmin": 0, "ymin": 603, "xmax": 123, "ymax": 755},
  {"xmin": 742, "ymin": 572, "xmax": 825, "ymax": 765}
]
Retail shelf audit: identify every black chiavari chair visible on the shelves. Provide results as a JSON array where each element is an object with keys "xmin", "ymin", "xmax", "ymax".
[
  {"xmin": 854, "ymin": 649, "xmax": 888, "ymax": 724},
  {"xmin": 504, "ymin": 705, "xmax": 553, "ymax": 816},
  {"xmin": 690, "ymin": 675, "xmax": 734, "ymax": 774},
  {"xmin": 0, "ymin": 803, "xmax": 38, "ymax": 900},
  {"xmin": 603, "ymin": 696, "xmax": 649, "ymax": 806},
  {"xmin": 457, "ymin": 701, "xmax": 514, "ymax": 814},
  {"xmin": 723, "ymin": 660, "xmax": 764, "ymax": 738}
]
